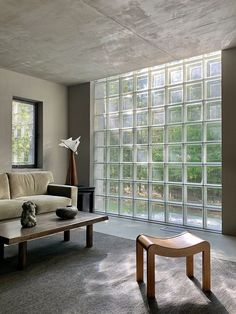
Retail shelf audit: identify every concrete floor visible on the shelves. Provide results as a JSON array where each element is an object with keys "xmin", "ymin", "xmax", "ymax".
[{"xmin": 94, "ymin": 216, "xmax": 236, "ymax": 262}]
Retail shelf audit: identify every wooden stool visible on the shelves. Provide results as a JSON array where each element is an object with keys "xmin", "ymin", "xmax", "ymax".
[{"xmin": 136, "ymin": 232, "xmax": 211, "ymax": 298}]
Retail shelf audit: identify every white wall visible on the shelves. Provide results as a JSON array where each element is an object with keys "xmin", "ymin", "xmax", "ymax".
[{"xmin": 0, "ymin": 68, "xmax": 68, "ymax": 183}]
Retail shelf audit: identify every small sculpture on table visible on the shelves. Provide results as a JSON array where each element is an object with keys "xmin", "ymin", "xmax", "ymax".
[{"xmin": 21, "ymin": 201, "xmax": 37, "ymax": 228}]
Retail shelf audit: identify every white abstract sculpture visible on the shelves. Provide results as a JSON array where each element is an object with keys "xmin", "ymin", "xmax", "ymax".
[{"xmin": 59, "ymin": 137, "xmax": 81, "ymax": 154}]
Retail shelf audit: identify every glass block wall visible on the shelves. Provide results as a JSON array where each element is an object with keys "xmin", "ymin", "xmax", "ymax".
[{"xmin": 93, "ymin": 51, "xmax": 222, "ymax": 231}]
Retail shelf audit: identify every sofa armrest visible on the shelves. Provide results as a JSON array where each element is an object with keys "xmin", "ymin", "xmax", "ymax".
[{"xmin": 47, "ymin": 184, "xmax": 78, "ymax": 207}]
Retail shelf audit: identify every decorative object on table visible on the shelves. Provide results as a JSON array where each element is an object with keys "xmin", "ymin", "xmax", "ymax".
[
  {"xmin": 56, "ymin": 206, "xmax": 78, "ymax": 219},
  {"xmin": 21, "ymin": 201, "xmax": 37, "ymax": 228},
  {"xmin": 59, "ymin": 136, "xmax": 81, "ymax": 186}
]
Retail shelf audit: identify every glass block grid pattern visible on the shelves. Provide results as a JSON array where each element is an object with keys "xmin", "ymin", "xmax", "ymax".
[{"xmin": 93, "ymin": 51, "xmax": 222, "ymax": 231}]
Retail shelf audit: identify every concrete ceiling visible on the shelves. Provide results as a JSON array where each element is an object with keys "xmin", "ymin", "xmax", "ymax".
[{"xmin": 0, "ymin": 0, "xmax": 235, "ymax": 85}]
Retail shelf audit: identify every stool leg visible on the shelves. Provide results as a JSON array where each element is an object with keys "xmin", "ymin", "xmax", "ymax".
[
  {"xmin": 136, "ymin": 240, "xmax": 144, "ymax": 282},
  {"xmin": 186, "ymin": 255, "xmax": 194, "ymax": 278},
  {"xmin": 147, "ymin": 250, "xmax": 155, "ymax": 298},
  {"xmin": 202, "ymin": 248, "xmax": 211, "ymax": 291}
]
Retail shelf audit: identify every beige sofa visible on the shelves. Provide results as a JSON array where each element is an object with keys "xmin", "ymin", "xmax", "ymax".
[{"xmin": 0, "ymin": 171, "xmax": 78, "ymax": 221}]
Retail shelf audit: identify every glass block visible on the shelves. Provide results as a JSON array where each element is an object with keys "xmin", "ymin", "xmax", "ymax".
[
  {"xmin": 168, "ymin": 66, "xmax": 183, "ymax": 85},
  {"xmin": 186, "ymin": 124, "xmax": 202, "ymax": 142},
  {"xmin": 95, "ymin": 82, "xmax": 106, "ymax": 99},
  {"xmin": 206, "ymin": 101, "xmax": 221, "ymax": 120},
  {"xmin": 134, "ymin": 200, "xmax": 148, "ymax": 219},
  {"xmin": 122, "ymin": 113, "xmax": 133, "ymax": 128},
  {"xmin": 206, "ymin": 144, "xmax": 221, "ymax": 162},
  {"xmin": 207, "ymin": 166, "xmax": 221, "ymax": 184},
  {"xmin": 152, "ymin": 145, "xmax": 164, "ymax": 162},
  {"xmin": 122, "ymin": 76, "xmax": 133, "ymax": 93},
  {"xmin": 187, "ymin": 166, "xmax": 202, "ymax": 183},
  {"xmin": 95, "ymin": 99, "xmax": 106, "ymax": 114},
  {"xmin": 95, "ymin": 179, "xmax": 106, "ymax": 195},
  {"xmin": 121, "ymin": 182, "xmax": 133, "ymax": 198},
  {"xmin": 151, "ymin": 108, "xmax": 165, "ymax": 125},
  {"xmin": 108, "ymin": 114, "xmax": 119, "ymax": 129},
  {"xmin": 206, "ymin": 80, "xmax": 221, "ymax": 99},
  {"xmin": 107, "ymin": 197, "xmax": 118, "ymax": 214},
  {"xmin": 137, "ymin": 164, "xmax": 148, "ymax": 180},
  {"xmin": 206, "ymin": 58, "xmax": 221, "ymax": 77},
  {"xmin": 206, "ymin": 208, "xmax": 222, "ymax": 231},
  {"xmin": 120, "ymin": 198, "xmax": 133, "ymax": 216},
  {"xmin": 137, "ymin": 111, "xmax": 148, "ymax": 126},
  {"xmin": 168, "ymin": 145, "xmax": 182, "ymax": 162},
  {"xmin": 187, "ymin": 186, "xmax": 202, "ymax": 204},
  {"xmin": 168, "ymin": 106, "xmax": 182, "ymax": 123},
  {"xmin": 168, "ymin": 185, "xmax": 182, "ymax": 202},
  {"xmin": 135, "ymin": 182, "xmax": 148, "ymax": 198},
  {"xmin": 122, "ymin": 130, "xmax": 133, "ymax": 144},
  {"xmin": 108, "ymin": 147, "xmax": 120, "ymax": 162},
  {"xmin": 94, "ymin": 163, "xmax": 106, "ymax": 179},
  {"xmin": 94, "ymin": 115, "xmax": 105, "ymax": 130},
  {"xmin": 152, "ymin": 89, "xmax": 165, "ymax": 107},
  {"xmin": 108, "ymin": 180, "xmax": 119, "ymax": 196},
  {"xmin": 186, "ymin": 144, "xmax": 202, "ymax": 162},
  {"xmin": 151, "ymin": 127, "xmax": 164, "ymax": 143},
  {"xmin": 137, "ymin": 147, "xmax": 148, "ymax": 162},
  {"xmin": 207, "ymin": 187, "xmax": 222, "ymax": 206},
  {"xmin": 94, "ymin": 147, "xmax": 106, "ymax": 163},
  {"xmin": 94, "ymin": 132, "xmax": 106, "ymax": 147},
  {"xmin": 95, "ymin": 196, "xmax": 106, "ymax": 212},
  {"xmin": 108, "ymin": 130, "xmax": 119, "ymax": 145},
  {"xmin": 150, "ymin": 202, "xmax": 165, "ymax": 221},
  {"xmin": 137, "ymin": 128, "xmax": 148, "ymax": 144},
  {"xmin": 152, "ymin": 70, "xmax": 165, "ymax": 88},
  {"xmin": 108, "ymin": 80, "xmax": 119, "ymax": 96},
  {"xmin": 122, "ymin": 164, "xmax": 133, "ymax": 179},
  {"xmin": 108, "ymin": 164, "xmax": 120, "ymax": 179},
  {"xmin": 151, "ymin": 184, "xmax": 164, "ymax": 200},
  {"xmin": 136, "ymin": 92, "xmax": 148, "ymax": 109},
  {"xmin": 152, "ymin": 164, "xmax": 164, "ymax": 181},
  {"xmin": 108, "ymin": 97, "xmax": 119, "ymax": 113},
  {"xmin": 168, "ymin": 204, "xmax": 183, "ymax": 224},
  {"xmin": 186, "ymin": 207, "xmax": 203, "ymax": 227},
  {"xmin": 186, "ymin": 83, "xmax": 203, "ymax": 101},
  {"xmin": 136, "ymin": 74, "xmax": 148, "ymax": 91},
  {"xmin": 122, "ymin": 94, "xmax": 133, "ymax": 110},
  {"xmin": 167, "ymin": 125, "xmax": 182, "ymax": 143},
  {"xmin": 122, "ymin": 147, "xmax": 133, "ymax": 162},
  {"xmin": 168, "ymin": 165, "xmax": 182, "ymax": 182},
  {"xmin": 186, "ymin": 103, "xmax": 202, "ymax": 121},
  {"xmin": 186, "ymin": 62, "xmax": 202, "ymax": 81},
  {"xmin": 168, "ymin": 86, "xmax": 183, "ymax": 104},
  {"xmin": 206, "ymin": 122, "xmax": 221, "ymax": 141}
]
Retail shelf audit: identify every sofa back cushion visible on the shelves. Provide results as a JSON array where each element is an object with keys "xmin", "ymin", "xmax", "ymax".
[
  {"xmin": 8, "ymin": 171, "xmax": 54, "ymax": 199},
  {"xmin": 0, "ymin": 173, "xmax": 10, "ymax": 199}
]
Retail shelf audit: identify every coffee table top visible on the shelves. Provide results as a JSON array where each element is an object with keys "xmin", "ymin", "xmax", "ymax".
[{"xmin": 0, "ymin": 212, "xmax": 108, "ymax": 245}]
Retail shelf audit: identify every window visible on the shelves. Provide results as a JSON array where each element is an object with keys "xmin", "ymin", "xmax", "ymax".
[
  {"xmin": 93, "ymin": 52, "xmax": 222, "ymax": 232},
  {"xmin": 12, "ymin": 98, "xmax": 38, "ymax": 168}
]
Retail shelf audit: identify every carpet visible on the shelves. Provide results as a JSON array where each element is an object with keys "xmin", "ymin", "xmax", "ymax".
[{"xmin": 0, "ymin": 230, "xmax": 235, "ymax": 314}]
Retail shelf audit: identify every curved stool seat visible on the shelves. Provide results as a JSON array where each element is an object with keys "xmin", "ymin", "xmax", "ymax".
[{"xmin": 136, "ymin": 232, "xmax": 211, "ymax": 298}]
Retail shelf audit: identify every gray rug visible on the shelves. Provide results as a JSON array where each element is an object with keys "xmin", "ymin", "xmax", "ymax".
[{"xmin": 0, "ymin": 230, "xmax": 235, "ymax": 314}]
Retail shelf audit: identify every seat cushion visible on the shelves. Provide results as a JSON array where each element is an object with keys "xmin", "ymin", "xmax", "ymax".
[
  {"xmin": 16, "ymin": 195, "xmax": 71, "ymax": 214},
  {"xmin": 0, "ymin": 173, "xmax": 10, "ymax": 200},
  {"xmin": 0, "ymin": 199, "xmax": 24, "ymax": 220},
  {"xmin": 8, "ymin": 171, "xmax": 54, "ymax": 198}
]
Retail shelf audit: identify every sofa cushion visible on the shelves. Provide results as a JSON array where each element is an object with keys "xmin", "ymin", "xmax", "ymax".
[
  {"xmin": 16, "ymin": 195, "xmax": 71, "ymax": 214},
  {"xmin": 0, "ymin": 200, "xmax": 24, "ymax": 220},
  {"xmin": 8, "ymin": 171, "xmax": 54, "ymax": 199},
  {"xmin": 0, "ymin": 173, "xmax": 10, "ymax": 200}
]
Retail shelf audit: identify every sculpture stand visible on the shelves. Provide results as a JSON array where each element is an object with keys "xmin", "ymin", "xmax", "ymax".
[{"xmin": 65, "ymin": 150, "xmax": 78, "ymax": 186}]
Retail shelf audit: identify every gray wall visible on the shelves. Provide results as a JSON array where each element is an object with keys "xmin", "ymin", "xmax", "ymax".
[
  {"xmin": 0, "ymin": 68, "xmax": 68, "ymax": 183},
  {"xmin": 222, "ymin": 47, "xmax": 236, "ymax": 236},
  {"xmin": 68, "ymin": 83, "xmax": 91, "ymax": 186}
]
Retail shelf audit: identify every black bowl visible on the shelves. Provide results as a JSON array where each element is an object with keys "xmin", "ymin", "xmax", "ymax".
[{"xmin": 56, "ymin": 206, "xmax": 78, "ymax": 219}]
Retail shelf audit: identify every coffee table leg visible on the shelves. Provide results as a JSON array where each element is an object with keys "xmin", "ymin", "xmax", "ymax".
[
  {"xmin": 18, "ymin": 241, "xmax": 27, "ymax": 270},
  {"xmin": 0, "ymin": 240, "xmax": 4, "ymax": 260},
  {"xmin": 64, "ymin": 230, "xmax": 70, "ymax": 242},
  {"xmin": 86, "ymin": 225, "xmax": 93, "ymax": 248}
]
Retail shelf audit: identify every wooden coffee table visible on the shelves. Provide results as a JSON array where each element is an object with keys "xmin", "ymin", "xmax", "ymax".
[{"xmin": 0, "ymin": 211, "xmax": 108, "ymax": 270}]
